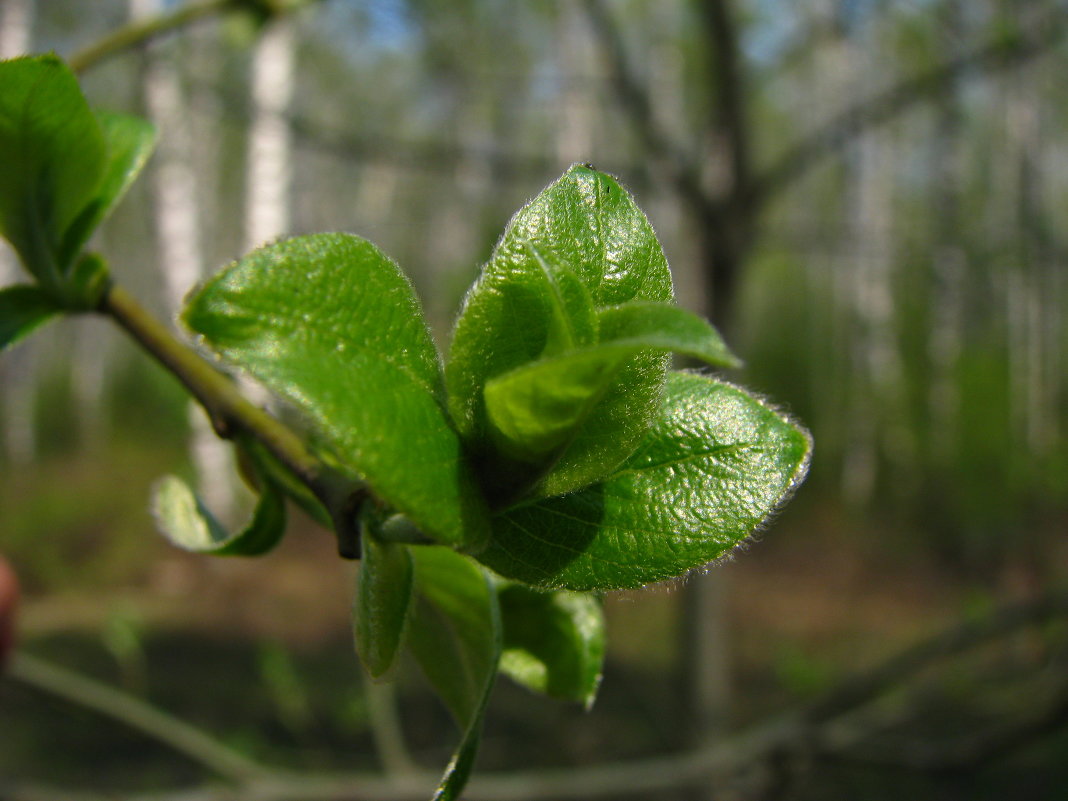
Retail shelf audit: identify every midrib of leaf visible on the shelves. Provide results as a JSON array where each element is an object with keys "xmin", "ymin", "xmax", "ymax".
[
  {"xmin": 526, "ymin": 495, "xmax": 702, "ymax": 551},
  {"xmin": 591, "ymin": 175, "xmax": 607, "ymax": 297},
  {"xmin": 612, "ymin": 442, "xmax": 751, "ymax": 477},
  {"xmin": 504, "ymin": 511, "xmax": 632, "ymax": 566},
  {"xmin": 524, "ymin": 238, "xmax": 578, "ymax": 351}
]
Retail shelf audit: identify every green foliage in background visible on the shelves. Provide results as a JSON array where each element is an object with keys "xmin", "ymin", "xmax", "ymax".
[{"xmin": 0, "ymin": 55, "xmax": 810, "ymax": 800}]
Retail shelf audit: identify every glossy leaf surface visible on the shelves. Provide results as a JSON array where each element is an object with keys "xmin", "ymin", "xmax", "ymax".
[
  {"xmin": 597, "ymin": 301, "xmax": 741, "ymax": 368},
  {"xmin": 183, "ymin": 233, "xmax": 489, "ymax": 551},
  {"xmin": 498, "ymin": 584, "xmax": 604, "ymax": 707},
  {"xmin": 355, "ymin": 521, "xmax": 414, "ymax": 679},
  {"xmin": 483, "ymin": 304, "xmax": 740, "ymax": 465},
  {"xmin": 151, "ymin": 472, "xmax": 285, "ymax": 556},
  {"xmin": 59, "ymin": 110, "xmax": 157, "ymax": 267},
  {"xmin": 447, "ymin": 165, "xmax": 673, "ymax": 498},
  {"xmin": 407, "ymin": 547, "xmax": 501, "ymax": 800},
  {"xmin": 478, "ymin": 372, "xmax": 812, "ymax": 590},
  {"xmin": 0, "ymin": 55, "xmax": 106, "ymax": 280},
  {"xmin": 0, "ymin": 285, "xmax": 60, "ymax": 350},
  {"xmin": 483, "ymin": 345, "xmax": 633, "ymax": 462}
]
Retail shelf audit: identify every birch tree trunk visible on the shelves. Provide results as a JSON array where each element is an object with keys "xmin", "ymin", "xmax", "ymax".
[
  {"xmin": 0, "ymin": 0, "xmax": 36, "ymax": 464},
  {"xmin": 130, "ymin": 0, "xmax": 235, "ymax": 520},
  {"xmin": 1002, "ymin": 2, "xmax": 1050, "ymax": 466},
  {"xmin": 245, "ymin": 17, "xmax": 296, "ymax": 252},
  {"xmin": 671, "ymin": 2, "xmax": 733, "ymax": 770},
  {"xmin": 928, "ymin": 0, "xmax": 966, "ymax": 466},
  {"xmin": 555, "ymin": 0, "xmax": 594, "ymax": 166},
  {"xmin": 0, "ymin": 0, "xmax": 29, "ymax": 56},
  {"xmin": 839, "ymin": 19, "xmax": 909, "ymax": 507},
  {"xmin": 241, "ymin": 13, "xmax": 297, "ymax": 460}
]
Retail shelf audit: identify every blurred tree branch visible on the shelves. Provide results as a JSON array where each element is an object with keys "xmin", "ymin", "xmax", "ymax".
[
  {"xmin": 580, "ymin": 0, "xmax": 710, "ymax": 215},
  {"xmin": 67, "ymin": 0, "xmax": 322, "ymax": 74},
  {"xmin": 751, "ymin": 8, "xmax": 1068, "ymax": 206},
  {"xmin": 6, "ymin": 651, "xmax": 273, "ymax": 784},
  {"xmin": 581, "ymin": 0, "xmax": 1068, "ymax": 324},
  {"xmin": 6, "ymin": 588, "xmax": 1067, "ymax": 801},
  {"xmin": 819, "ymin": 671, "xmax": 1068, "ymax": 773},
  {"xmin": 69, "ymin": 0, "xmax": 233, "ymax": 73}
]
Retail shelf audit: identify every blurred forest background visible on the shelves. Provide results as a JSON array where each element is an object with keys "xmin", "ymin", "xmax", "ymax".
[{"xmin": 1, "ymin": 0, "xmax": 1067, "ymax": 799}]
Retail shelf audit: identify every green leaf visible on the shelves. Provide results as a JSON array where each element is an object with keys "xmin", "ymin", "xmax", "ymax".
[
  {"xmin": 408, "ymin": 547, "xmax": 500, "ymax": 723},
  {"xmin": 0, "ymin": 284, "xmax": 61, "ymax": 350},
  {"xmin": 354, "ymin": 515, "xmax": 414, "ymax": 680},
  {"xmin": 498, "ymin": 584, "xmax": 604, "ymax": 708},
  {"xmin": 59, "ymin": 111, "xmax": 156, "ymax": 268},
  {"xmin": 482, "ymin": 304, "xmax": 740, "ymax": 467},
  {"xmin": 183, "ymin": 233, "xmax": 489, "ymax": 552},
  {"xmin": 63, "ymin": 251, "xmax": 111, "ymax": 311},
  {"xmin": 477, "ymin": 372, "xmax": 812, "ymax": 590},
  {"xmin": 0, "ymin": 55, "xmax": 106, "ymax": 282},
  {"xmin": 239, "ymin": 438, "xmax": 332, "ymax": 528},
  {"xmin": 447, "ymin": 165, "xmax": 673, "ymax": 499},
  {"xmin": 483, "ymin": 345, "xmax": 633, "ymax": 463},
  {"xmin": 407, "ymin": 547, "xmax": 501, "ymax": 801},
  {"xmin": 597, "ymin": 301, "xmax": 741, "ymax": 369},
  {"xmin": 151, "ymin": 470, "xmax": 286, "ymax": 557}
]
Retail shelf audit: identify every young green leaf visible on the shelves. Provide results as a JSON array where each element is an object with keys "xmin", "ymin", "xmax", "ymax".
[
  {"xmin": 183, "ymin": 233, "xmax": 489, "ymax": 552},
  {"xmin": 355, "ymin": 521, "xmax": 414, "ymax": 680},
  {"xmin": 151, "ymin": 472, "xmax": 285, "ymax": 557},
  {"xmin": 63, "ymin": 252, "xmax": 112, "ymax": 311},
  {"xmin": 447, "ymin": 165, "xmax": 674, "ymax": 499},
  {"xmin": 0, "ymin": 285, "xmax": 61, "ymax": 350},
  {"xmin": 498, "ymin": 584, "xmax": 604, "ymax": 708},
  {"xmin": 59, "ymin": 111, "xmax": 157, "ymax": 268},
  {"xmin": 407, "ymin": 547, "xmax": 501, "ymax": 801},
  {"xmin": 597, "ymin": 301, "xmax": 741, "ymax": 369},
  {"xmin": 477, "ymin": 372, "xmax": 812, "ymax": 590},
  {"xmin": 0, "ymin": 55, "xmax": 106, "ymax": 283},
  {"xmin": 483, "ymin": 345, "xmax": 633, "ymax": 463},
  {"xmin": 482, "ymin": 305, "xmax": 740, "ymax": 469}
]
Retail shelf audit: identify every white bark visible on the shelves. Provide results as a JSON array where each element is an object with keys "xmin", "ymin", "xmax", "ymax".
[
  {"xmin": 1, "ymin": 0, "xmax": 36, "ymax": 464},
  {"xmin": 840, "ymin": 23, "xmax": 910, "ymax": 506},
  {"xmin": 245, "ymin": 18, "xmax": 297, "ymax": 251},
  {"xmin": 555, "ymin": 0, "xmax": 594, "ymax": 166},
  {"xmin": 0, "ymin": 0, "xmax": 31, "ymax": 57},
  {"xmin": 240, "ymin": 17, "xmax": 298, "ymax": 456},
  {"xmin": 131, "ymin": 0, "xmax": 235, "ymax": 520},
  {"xmin": 1004, "ymin": 56, "xmax": 1049, "ymax": 458},
  {"xmin": 927, "ymin": 0, "xmax": 965, "ymax": 463}
]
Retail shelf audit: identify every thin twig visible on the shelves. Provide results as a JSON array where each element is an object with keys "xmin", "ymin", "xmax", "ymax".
[
  {"xmin": 579, "ymin": 0, "xmax": 714, "ymax": 216},
  {"xmin": 818, "ymin": 673, "xmax": 1068, "ymax": 773},
  {"xmin": 803, "ymin": 589, "xmax": 1068, "ymax": 724},
  {"xmin": 68, "ymin": 0, "xmax": 235, "ymax": 74},
  {"xmin": 99, "ymin": 283, "xmax": 351, "ymax": 515},
  {"xmin": 6, "ymin": 651, "xmax": 274, "ymax": 783},
  {"xmin": 68, "ymin": 0, "xmax": 327, "ymax": 75},
  {"xmin": 366, "ymin": 680, "xmax": 419, "ymax": 776},
  {"xmin": 9, "ymin": 590, "xmax": 1066, "ymax": 801},
  {"xmin": 750, "ymin": 10, "xmax": 1068, "ymax": 206}
]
